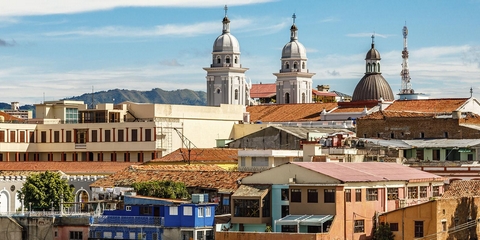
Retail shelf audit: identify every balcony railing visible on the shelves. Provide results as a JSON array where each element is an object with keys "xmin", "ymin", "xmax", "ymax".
[{"xmin": 90, "ymin": 216, "xmax": 164, "ymax": 226}]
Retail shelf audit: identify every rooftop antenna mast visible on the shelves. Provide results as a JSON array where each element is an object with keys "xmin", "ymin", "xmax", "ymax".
[
  {"xmin": 91, "ymin": 86, "xmax": 95, "ymax": 109},
  {"xmin": 400, "ymin": 23, "xmax": 413, "ymax": 94}
]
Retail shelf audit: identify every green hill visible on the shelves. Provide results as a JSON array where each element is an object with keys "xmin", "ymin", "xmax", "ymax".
[{"xmin": 63, "ymin": 88, "xmax": 207, "ymax": 106}]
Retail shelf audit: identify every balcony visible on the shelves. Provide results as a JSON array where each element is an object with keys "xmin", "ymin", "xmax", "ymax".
[{"xmin": 90, "ymin": 216, "xmax": 164, "ymax": 226}]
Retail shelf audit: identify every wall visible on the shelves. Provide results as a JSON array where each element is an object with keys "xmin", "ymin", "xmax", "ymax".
[
  {"xmin": 0, "ymin": 216, "xmax": 23, "ymax": 240},
  {"xmin": 216, "ymin": 231, "xmax": 330, "ymax": 240}
]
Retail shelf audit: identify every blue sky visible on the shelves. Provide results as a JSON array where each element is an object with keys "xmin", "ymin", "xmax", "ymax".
[{"xmin": 1, "ymin": 0, "xmax": 480, "ymax": 104}]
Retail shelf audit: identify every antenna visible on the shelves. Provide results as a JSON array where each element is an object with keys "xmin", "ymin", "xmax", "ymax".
[
  {"xmin": 470, "ymin": 87, "xmax": 473, "ymax": 98},
  {"xmin": 399, "ymin": 24, "xmax": 413, "ymax": 94},
  {"xmin": 91, "ymin": 86, "xmax": 95, "ymax": 109}
]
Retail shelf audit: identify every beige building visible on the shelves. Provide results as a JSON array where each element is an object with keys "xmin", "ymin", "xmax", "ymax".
[{"xmin": 0, "ymin": 100, "xmax": 244, "ymax": 162}]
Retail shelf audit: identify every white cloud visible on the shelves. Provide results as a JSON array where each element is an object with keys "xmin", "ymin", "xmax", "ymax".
[{"xmin": 0, "ymin": 0, "xmax": 274, "ymax": 17}]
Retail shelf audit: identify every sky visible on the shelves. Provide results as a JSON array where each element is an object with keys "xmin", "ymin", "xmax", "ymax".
[{"xmin": 1, "ymin": 0, "xmax": 480, "ymax": 105}]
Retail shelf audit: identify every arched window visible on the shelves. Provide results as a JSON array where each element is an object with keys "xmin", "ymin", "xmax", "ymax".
[
  {"xmin": 377, "ymin": 63, "xmax": 381, "ymax": 72},
  {"xmin": 302, "ymin": 93, "xmax": 306, "ymax": 103},
  {"xmin": 286, "ymin": 62, "xmax": 290, "ymax": 69},
  {"xmin": 226, "ymin": 56, "xmax": 231, "ymax": 64},
  {"xmin": 293, "ymin": 62, "xmax": 298, "ymax": 69},
  {"xmin": 217, "ymin": 56, "xmax": 221, "ymax": 64},
  {"xmin": 285, "ymin": 93, "xmax": 290, "ymax": 104},
  {"xmin": 234, "ymin": 89, "xmax": 239, "ymax": 100},
  {"xmin": 216, "ymin": 88, "xmax": 221, "ymax": 94},
  {"xmin": 302, "ymin": 62, "xmax": 305, "ymax": 69},
  {"xmin": 235, "ymin": 57, "xmax": 238, "ymax": 64},
  {"xmin": 366, "ymin": 63, "xmax": 371, "ymax": 72}
]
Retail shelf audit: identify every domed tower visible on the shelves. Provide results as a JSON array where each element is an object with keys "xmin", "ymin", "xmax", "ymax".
[
  {"xmin": 274, "ymin": 14, "xmax": 315, "ymax": 104},
  {"xmin": 204, "ymin": 5, "xmax": 249, "ymax": 106},
  {"xmin": 352, "ymin": 35, "xmax": 394, "ymax": 102}
]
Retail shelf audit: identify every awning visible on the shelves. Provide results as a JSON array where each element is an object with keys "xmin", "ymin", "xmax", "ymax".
[{"xmin": 275, "ymin": 214, "xmax": 334, "ymax": 226}]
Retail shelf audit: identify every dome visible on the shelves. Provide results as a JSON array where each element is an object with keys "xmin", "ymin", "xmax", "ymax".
[
  {"xmin": 213, "ymin": 33, "xmax": 240, "ymax": 53},
  {"xmin": 282, "ymin": 40, "xmax": 307, "ymax": 59},
  {"xmin": 352, "ymin": 74, "xmax": 394, "ymax": 101},
  {"xmin": 365, "ymin": 44, "xmax": 381, "ymax": 60}
]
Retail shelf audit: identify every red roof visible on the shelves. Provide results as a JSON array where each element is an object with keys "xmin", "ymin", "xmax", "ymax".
[
  {"xmin": 386, "ymin": 98, "xmax": 468, "ymax": 113},
  {"xmin": 0, "ymin": 111, "xmax": 23, "ymax": 122},
  {"xmin": 250, "ymin": 84, "xmax": 276, "ymax": 98},
  {"xmin": 0, "ymin": 162, "xmax": 138, "ymax": 174},
  {"xmin": 442, "ymin": 180, "xmax": 480, "ymax": 198},
  {"xmin": 312, "ymin": 90, "xmax": 337, "ymax": 97},
  {"xmin": 90, "ymin": 164, "xmax": 254, "ymax": 192},
  {"xmin": 247, "ymin": 103, "xmax": 338, "ymax": 122},
  {"xmin": 292, "ymin": 162, "xmax": 444, "ymax": 182},
  {"xmin": 149, "ymin": 148, "xmax": 238, "ymax": 163}
]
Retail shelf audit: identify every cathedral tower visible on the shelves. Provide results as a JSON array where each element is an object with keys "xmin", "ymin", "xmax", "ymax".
[
  {"xmin": 204, "ymin": 6, "xmax": 249, "ymax": 106},
  {"xmin": 274, "ymin": 14, "xmax": 315, "ymax": 104}
]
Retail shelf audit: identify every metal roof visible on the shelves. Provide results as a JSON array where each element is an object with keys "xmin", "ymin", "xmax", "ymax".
[
  {"xmin": 275, "ymin": 214, "xmax": 334, "ymax": 226},
  {"xmin": 360, "ymin": 138, "xmax": 480, "ymax": 149}
]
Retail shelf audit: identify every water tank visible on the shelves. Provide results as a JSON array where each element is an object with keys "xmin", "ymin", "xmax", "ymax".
[{"xmin": 192, "ymin": 194, "xmax": 204, "ymax": 204}]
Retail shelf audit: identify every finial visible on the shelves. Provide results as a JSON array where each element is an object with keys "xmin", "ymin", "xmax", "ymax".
[
  {"xmin": 470, "ymin": 87, "xmax": 473, "ymax": 98},
  {"xmin": 292, "ymin": 13, "xmax": 296, "ymax": 24},
  {"xmin": 371, "ymin": 33, "xmax": 375, "ymax": 47},
  {"xmin": 224, "ymin": 5, "xmax": 228, "ymax": 17}
]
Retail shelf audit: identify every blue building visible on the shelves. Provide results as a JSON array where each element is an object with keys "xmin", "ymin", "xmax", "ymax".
[{"xmin": 89, "ymin": 195, "xmax": 216, "ymax": 240}]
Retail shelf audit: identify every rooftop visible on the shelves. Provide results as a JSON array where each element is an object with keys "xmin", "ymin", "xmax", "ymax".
[
  {"xmin": 385, "ymin": 98, "xmax": 469, "ymax": 113},
  {"xmin": 90, "ymin": 165, "xmax": 254, "ymax": 193},
  {"xmin": 148, "ymin": 148, "xmax": 238, "ymax": 163},
  {"xmin": 247, "ymin": 103, "xmax": 338, "ymax": 122},
  {"xmin": 250, "ymin": 83, "xmax": 276, "ymax": 98},
  {"xmin": 0, "ymin": 162, "xmax": 137, "ymax": 175},
  {"xmin": 442, "ymin": 180, "xmax": 480, "ymax": 198}
]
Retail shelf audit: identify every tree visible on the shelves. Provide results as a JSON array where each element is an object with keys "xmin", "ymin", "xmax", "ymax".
[
  {"xmin": 373, "ymin": 222, "xmax": 395, "ymax": 240},
  {"xmin": 132, "ymin": 180, "xmax": 190, "ymax": 199},
  {"xmin": 19, "ymin": 171, "xmax": 74, "ymax": 211}
]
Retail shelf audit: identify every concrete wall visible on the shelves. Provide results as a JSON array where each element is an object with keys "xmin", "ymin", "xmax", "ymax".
[
  {"xmin": 0, "ymin": 216, "xmax": 23, "ymax": 240},
  {"xmin": 216, "ymin": 231, "xmax": 330, "ymax": 240}
]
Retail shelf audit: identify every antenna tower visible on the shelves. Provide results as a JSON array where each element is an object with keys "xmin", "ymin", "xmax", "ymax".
[{"xmin": 400, "ymin": 24, "xmax": 413, "ymax": 94}]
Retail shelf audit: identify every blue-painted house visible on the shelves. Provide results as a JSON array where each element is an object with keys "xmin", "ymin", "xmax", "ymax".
[{"xmin": 89, "ymin": 194, "xmax": 216, "ymax": 240}]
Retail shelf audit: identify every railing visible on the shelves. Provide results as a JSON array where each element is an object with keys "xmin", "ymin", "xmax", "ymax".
[
  {"xmin": 90, "ymin": 216, "xmax": 164, "ymax": 226},
  {"xmin": 215, "ymin": 205, "xmax": 231, "ymax": 215}
]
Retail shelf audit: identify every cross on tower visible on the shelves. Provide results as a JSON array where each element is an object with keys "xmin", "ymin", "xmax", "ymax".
[
  {"xmin": 224, "ymin": 5, "xmax": 228, "ymax": 17},
  {"xmin": 292, "ymin": 13, "xmax": 296, "ymax": 24},
  {"xmin": 371, "ymin": 34, "xmax": 375, "ymax": 44}
]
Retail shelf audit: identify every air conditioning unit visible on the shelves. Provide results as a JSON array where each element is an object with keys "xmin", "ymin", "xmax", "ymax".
[{"xmin": 288, "ymin": 178, "xmax": 296, "ymax": 184}]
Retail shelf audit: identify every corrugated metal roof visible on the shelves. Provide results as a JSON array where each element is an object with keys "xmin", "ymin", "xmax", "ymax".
[
  {"xmin": 292, "ymin": 162, "xmax": 443, "ymax": 182},
  {"xmin": 273, "ymin": 126, "xmax": 351, "ymax": 139},
  {"xmin": 404, "ymin": 139, "xmax": 480, "ymax": 148}
]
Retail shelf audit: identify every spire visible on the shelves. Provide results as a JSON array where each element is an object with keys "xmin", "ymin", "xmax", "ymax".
[
  {"xmin": 290, "ymin": 13, "xmax": 298, "ymax": 41},
  {"xmin": 470, "ymin": 87, "xmax": 473, "ymax": 98},
  {"xmin": 371, "ymin": 34, "xmax": 375, "ymax": 48},
  {"xmin": 222, "ymin": 5, "xmax": 230, "ymax": 34}
]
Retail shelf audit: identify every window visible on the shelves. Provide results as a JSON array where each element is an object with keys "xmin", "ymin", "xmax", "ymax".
[
  {"xmin": 414, "ymin": 221, "xmax": 424, "ymax": 237},
  {"xmin": 390, "ymin": 132, "xmax": 395, "ymax": 139},
  {"xmin": 355, "ymin": 189, "xmax": 362, "ymax": 202},
  {"xmin": 41, "ymin": 131, "xmax": 47, "ymax": 143},
  {"xmin": 302, "ymin": 93, "xmax": 306, "ymax": 103},
  {"xmin": 126, "ymin": 206, "xmax": 131, "ymax": 211},
  {"xmin": 29, "ymin": 131, "xmax": 35, "ymax": 143},
  {"xmin": 198, "ymin": 207, "xmax": 204, "ymax": 217},
  {"xmin": 66, "ymin": 130, "xmax": 72, "ymax": 142},
  {"xmin": 91, "ymin": 130, "xmax": 97, "ymax": 142},
  {"xmin": 240, "ymin": 157, "xmax": 246, "ymax": 167},
  {"xmin": 169, "ymin": 206, "xmax": 178, "ymax": 215},
  {"xmin": 103, "ymin": 232, "xmax": 112, "ymax": 238},
  {"xmin": 433, "ymin": 149, "xmax": 441, "ymax": 160},
  {"xmin": 285, "ymin": 62, "xmax": 290, "ymax": 69},
  {"xmin": 420, "ymin": 132, "xmax": 425, "ymax": 138},
  {"xmin": 390, "ymin": 223, "xmax": 399, "ymax": 231},
  {"xmin": 54, "ymin": 131, "xmax": 60, "ymax": 143},
  {"xmin": 252, "ymin": 157, "xmax": 268, "ymax": 167},
  {"xmin": 206, "ymin": 206, "xmax": 211, "ymax": 217},
  {"xmin": 8, "ymin": 131, "xmax": 14, "ymax": 142},
  {"xmin": 354, "ymin": 220, "xmax": 365, "ymax": 233},
  {"xmin": 444, "ymin": 132, "xmax": 448, "ymax": 138},
  {"xmin": 234, "ymin": 89, "xmax": 239, "ymax": 100},
  {"xmin": 345, "ymin": 189, "xmax": 351, "ymax": 202},
  {"xmin": 105, "ymin": 130, "xmax": 111, "ymax": 142},
  {"xmin": 442, "ymin": 221, "xmax": 447, "ymax": 231},
  {"xmin": 76, "ymin": 129, "xmax": 87, "ymax": 144},
  {"xmin": 216, "ymin": 88, "xmax": 221, "ymax": 94},
  {"xmin": 285, "ymin": 93, "xmax": 290, "ymax": 104},
  {"xmin": 65, "ymin": 108, "xmax": 78, "ymax": 123},
  {"xmin": 145, "ymin": 129, "xmax": 152, "ymax": 141},
  {"xmin": 234, "ymin": 57, "xmax": 238, "ymax": 64},
  {"xmin": 307, "ymin": 189, "xmax": 318, "ymax": 203},
  {"xmin": 387, "ymin": 188, "xmax": 398, "ymax": 200},
  {"xmin": 420, "ymin": 186, "xmax": 427, "ymax": 198},
  {"xmin": 293, "ymin": 62, "xmax": 298, "ymax": 69},
  {"xmin": 281, "ymin": 189, "xmax": 289, "ymax": 201},
  {"xmin": 225, "ymin": 56, "xmax": 230, "ymax": 64},
  {"xmin": 281, "ymin": 205, "xmax": 289, "ymax": 218},
  {"xmin": 131, "ymin": 129, "xmax": 138, "ymax": 142},
  {"xmin": 184, "ymin": 206, "xmax": 192, "ymax": 216},
  {"xmin": 0, "ymin": 131, "xmax": 4, "ymax": 142},
  {"xmin": 152, "ymin": 233, "xmax": 158, "ymax": 240},
  {"xmin": 291, "ymin": 189, "xmax": 301, "ymax": 202},
  {"xmin": 140, "ymin": 206, "xmax": 151, "ymax": 215},
  {"xmin": 234, "ymin": 199, "xmax": 259, "ymax": 217},
  {"xmin": 217, "ymin": 57, "xmax": 221, "ymax": 64},
  {"xmin": 367, "ymin": 188, "xmax": 378, "ymax": 201},
  {"xmin": 433, "ymin": 186, "xmax": 440, "ymax": 197},
  {"xmin": 69, "ymin": 231, "xmax": 83, "ymax": 240},
  {"xmin": 117, "ymin": 129, "xmax": 124, "ymax": 142},
  {"xmin": 302, "ymin": 62, "xmax": 305, "ymax": 69},
  {"xmin": 408, "ymin": 187, "xmax": 418, "ymax": 199},
  {"xmin": 282, "ymin": 225, "xmax": 297, "ymax": 232},
  {"xmin": 115, "ymin": 232, "xmax": 123, "ymax": 239},
  {"xmin": 324, "ymin": 189, "xmax": 335, "ymax": 203}
]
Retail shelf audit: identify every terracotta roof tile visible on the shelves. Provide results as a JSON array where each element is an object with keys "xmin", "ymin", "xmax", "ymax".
[
  {"xmin": 359, "ymin": 111, "xmax": 436, "ymax": 120},
  {"xmin": 386, "ymin": 98, "xmax": 468, "ymax": 113},
  {"xmin": 0, "ymin": 111, "xmax": 24, "ymax": 122},
  {"xmin": 247, "ymin": 103, "xmax": 338, "ymax": 122},
  {"xmin": 442, "ymin": 180, "xmax": 480, "ymax": 198},
  {"xmin": 331, "ymin": 107, "xmax": 367, "ymax": 113},
  {"xmin": 150, "ymin": 148, "xmax": 238, "ymax": 163},
  {"xmin": 312, "ymin": 90, "xmax": 337, "ymax": 97},
  {"xmin": 90, "ymin": 165, "xmax": 254, "ymax": 192},
  {"xmin": 0, "ymin": 162, "xmax": 138, "ymax": 175},
  {"xmin": 250, "ymin": 84, "xmax": 276, "ymax": 98}
]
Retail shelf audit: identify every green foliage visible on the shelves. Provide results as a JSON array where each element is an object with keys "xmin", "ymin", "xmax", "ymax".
[
  {"xmin": 19, "ymin": 171, "xmax": 74, "ymax": 211},
  {"xmin": 373, "ymin": 222, "xmax": 395, "ymax": 240},
  {"xmin": 132, "ymin": 180, "xmax": 190, "ymax": 199}
]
